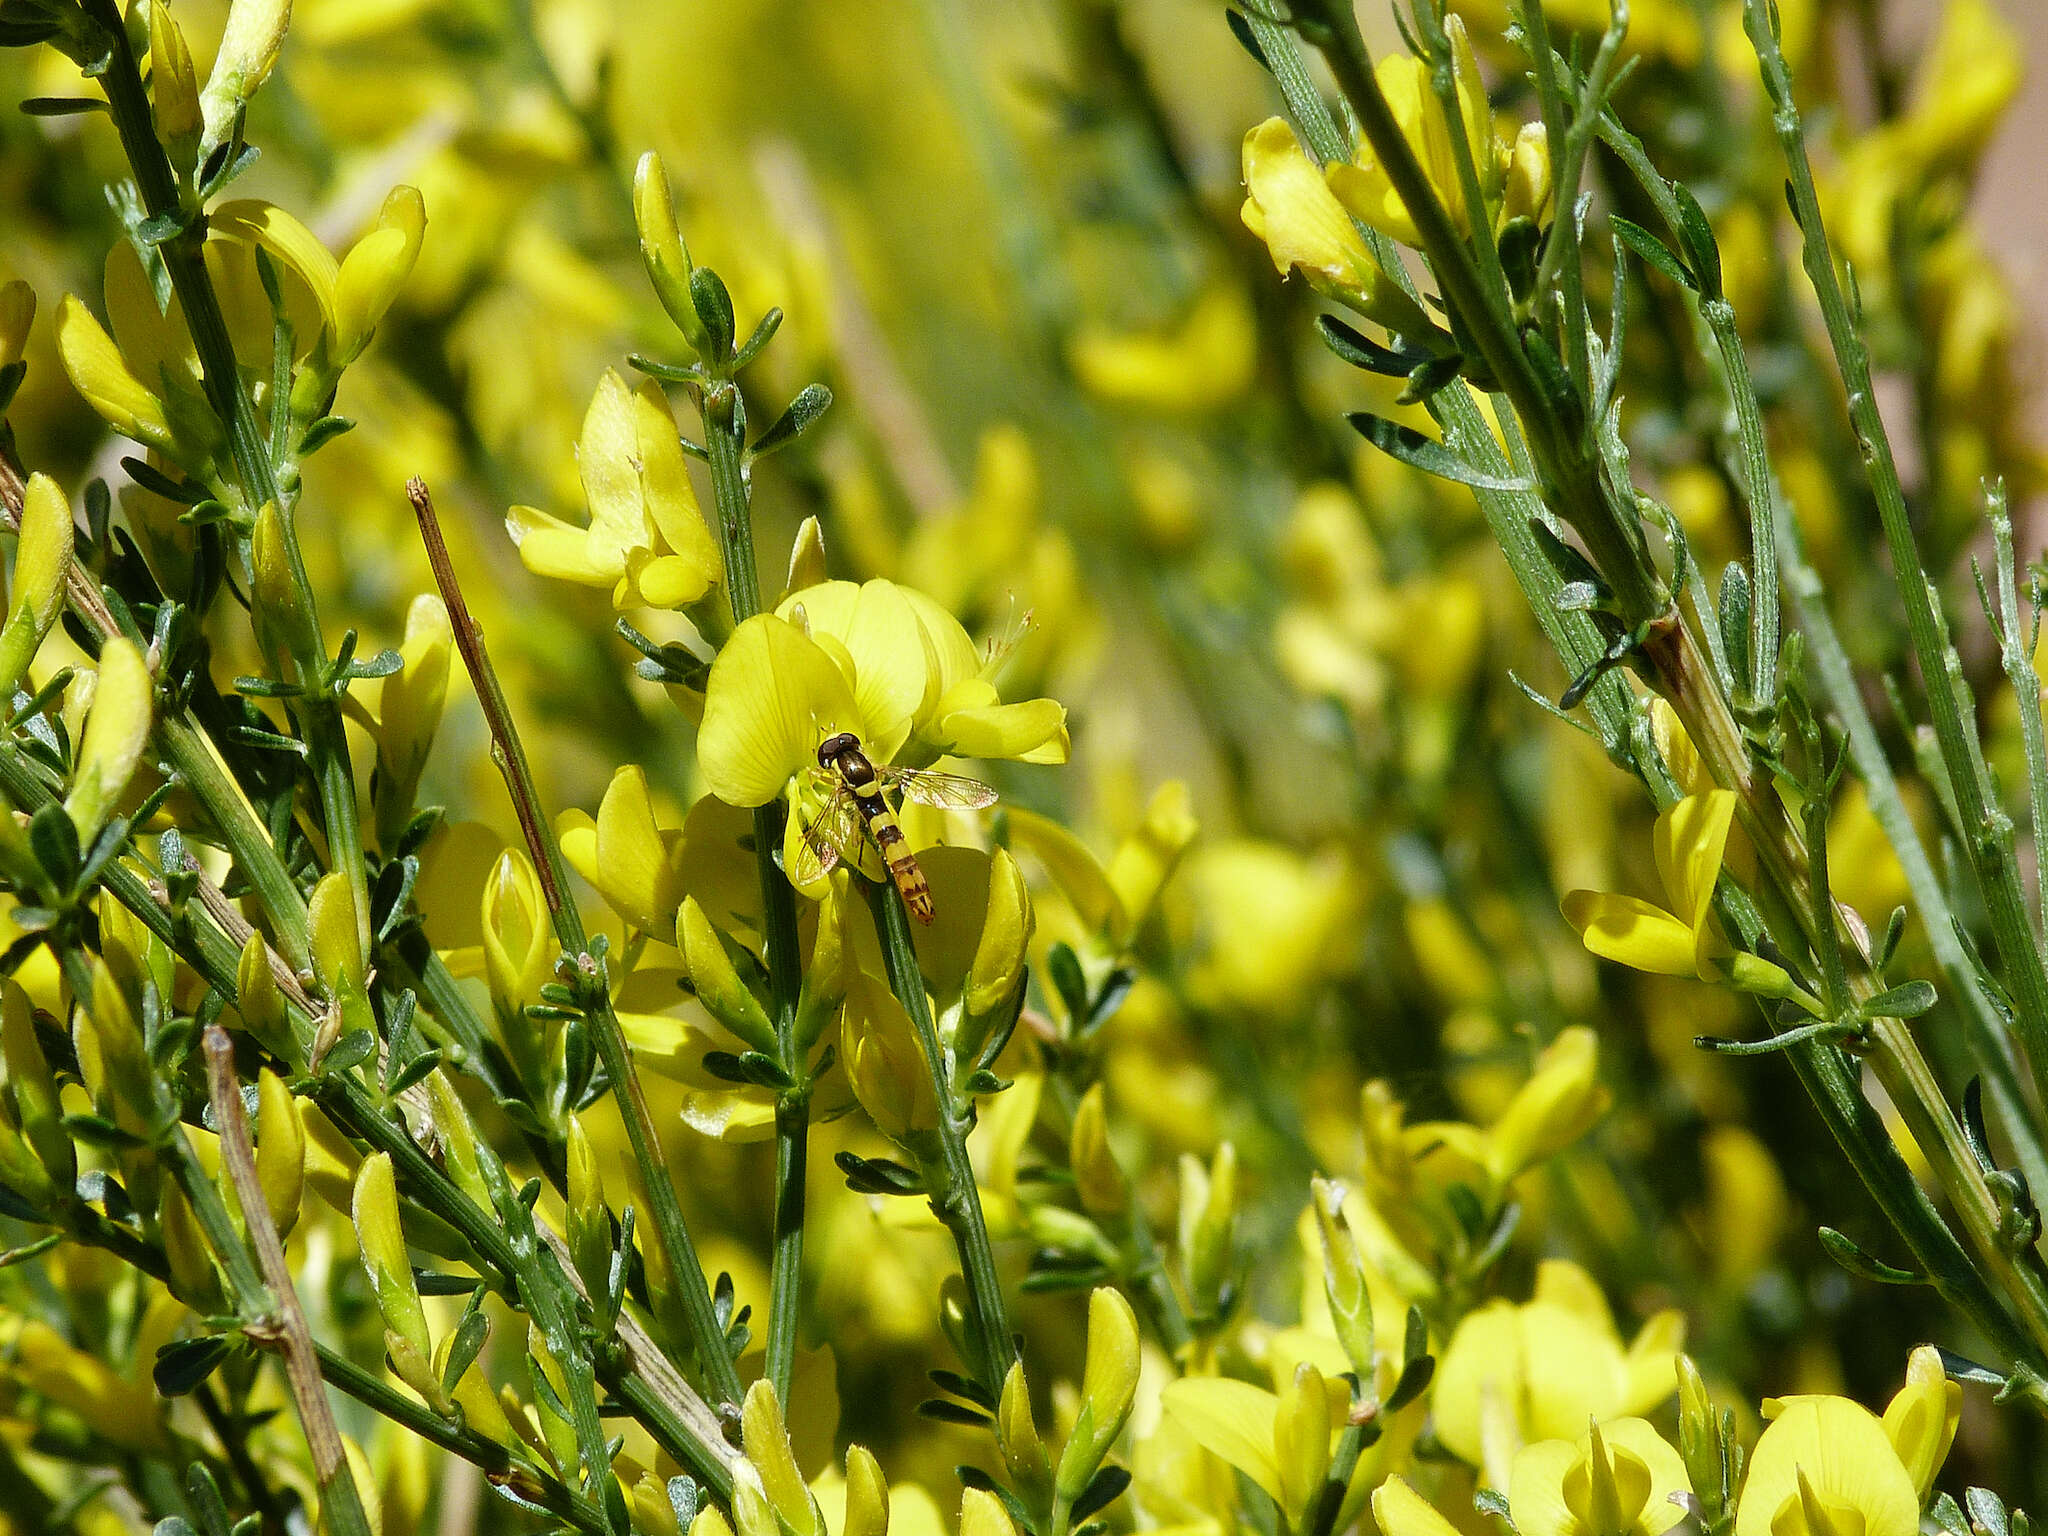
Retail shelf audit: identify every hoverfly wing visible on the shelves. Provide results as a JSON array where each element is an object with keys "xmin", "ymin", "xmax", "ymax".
[
  {"xmin": 788, "ymin": 786, "xmax": 862, "ymax": 887},
  {"xmin": 881, "ymin": 766, "xmax": 1000, "ymax": 812}
]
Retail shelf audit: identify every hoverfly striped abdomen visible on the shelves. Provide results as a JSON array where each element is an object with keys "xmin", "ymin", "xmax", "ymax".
[{"xmin": 817, "ymin": 732, "xmax": 936, "ymax": 922}]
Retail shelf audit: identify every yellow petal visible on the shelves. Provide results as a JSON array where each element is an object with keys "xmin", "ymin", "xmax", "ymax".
[
  {"xmin": 1735, "ymin": 1398, "xmax": 1918, "ymax": 1536},
  {"xmin": 1880, "ymin": 1345, "xmax": 1959, "ymax": 1501},
  {"xmin": 699, "ymin": 615, "xmax": 860, "ymax": 808},
  {"xmin": 211, "ymin": 199, "xmax": 342, "ymax": 335},
  {"xmin": 1159, "ymin": 1377, "xmax": 1282, "ymax": 1502},
  {"xmin": 778, "ymin": 579, "xmax": 926, "ymax": 762},
  {"xmin": 591, "ymin": 765, "xmax": 685, "ymax": 933},
  {"xmin": 1372, "ymin": 1477, "xmax": 1466, "ymax": 1536},
  {"xmin": 1242, "ymin": 118, "xmax": 1375, "ymax": 287},
  {"xmin": 333, "ymin": 185, "xmax": 427, "ymax": 362},
  {"xmin": 1560, "ymin": 890, "xmax": 1700, "ymax": 976},
  {"xmin": 1653, "ymin": 789, "xmax": 1736, "ymax": 955},
  {"xmin": 506, "ymin": 503, "xmax": 626, "ymax": 587},
  {"xmin": 55, "ymin": 296, "xmax": 173, "ymax": 451}
]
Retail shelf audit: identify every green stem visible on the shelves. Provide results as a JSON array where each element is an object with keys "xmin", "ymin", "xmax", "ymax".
[
  {"xmin": 1701, "ymin": 297, "xmax": 1781, "ymax": 703},
  {"xmin": 83, "ymin": 0, "xmax": 371, "ymax": 963},
  {"xmin": 700, "ymin": 379, "xmax": 811, "ymax": 1405},
  {"xmin": 1296, "ymin": 0, "xmax": 1659, "ymax": 623},
  {"xmin": 1742, "ymin": 0, "xmax": 2048, "ymax": 1109},
  {"xmin": 1990, "ymin": 487, "xmax": 2048, "ymax": 948},
  {"xmin": 866, "ymin": 879, "xmax": 1016, "ymax": 1393},
  {"xmin": 407, "ymin": 480, "xmax": 744, "ymax": 1411}
]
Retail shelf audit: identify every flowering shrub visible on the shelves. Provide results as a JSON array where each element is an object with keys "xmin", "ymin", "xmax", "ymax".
[{"xmin": 0, "ymin": 0, "xmax": 2043, "ymax": 1534}]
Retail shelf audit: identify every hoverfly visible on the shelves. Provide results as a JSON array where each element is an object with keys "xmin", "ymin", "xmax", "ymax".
[{"xmin": 787, "ymin": 732, "xmax": 998, "ymax": 923}]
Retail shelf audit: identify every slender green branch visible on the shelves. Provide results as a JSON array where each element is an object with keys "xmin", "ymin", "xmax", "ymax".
[
  {"xmin": 1740, "ymin": 0, "xmax": 2048, "ymax": 1109},
  {"xmin": 699, "ymin": 378, "xmax": 810, "ymax": 1403},
  {"xmin": 407, "ymin": 479, "xmax": 745, "ymax": 1411},
  {"xmin": 1991, "ymin": 487, "xmax": 2048, "ymax": 947},
  {"xmin": 866, "ymin": 879, "xmax": 1017, "ymax": 1393},
  {"xmin": 82, "ymin": 0, "xmax": 372, "ymax": 964}
]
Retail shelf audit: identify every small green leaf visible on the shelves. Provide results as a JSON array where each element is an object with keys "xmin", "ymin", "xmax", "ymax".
[
  {"xmin": 1859, "ymin": 980, "xmax": 1937, "ymax": 1021},
  {"xmin": 1609, "ymin": 216, "xmax": 1696, "ymax": 291},
  {"xmin": 1817, "ymin": 1225, "xmax": 1925, "ymax": 1285},
  {"xmin": 1345, "ymin": 414, "xmax": 1536, "ymax": 491}
]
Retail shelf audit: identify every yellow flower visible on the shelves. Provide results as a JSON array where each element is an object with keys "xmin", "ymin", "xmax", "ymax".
[
  {"xmin": 1241, "ymin": 118, "xmax": 1425, "ymax": 338},
  {"xmin": 698, "ymin": 581, "xmax": 1067, "ymax": 819},
  {"xmin": 507, "ymin": 369, "xmax": 721, "ymax": 610},
  {"xmin": 1561, "ymin": 790, "xmax": 1734, "ymax": 979},
  {"xmin": 1161, "ymin": 1364, "xmax": 1352, "ymax": 1531},
  {"xmin": 1164, "ymin": 838, "xmax": 1358, "ymax": 1015},
  {"xmin": 557, "ymin": 765, "xmax": 689, "ymax": 934},
  {"xmin": 332, "ymin": 185, "xmax": 428, "ymax": 364},
  {"xmin": 1432, "ymin": 1259, "xmax": 1685, "ymax": 1475},
  {"xmin": 778, "ymin": 578, "xmax": 1070, "ymax": 768},
  {"xmin": 1325, "ymin": 18, "xmax": 1496, "ymax": 247},
  {"xmin": 1067, "ymin": 285, "xmax": 1257, "ymax": 413},
  {"xmin": 1485, "ymin": 1025, "xmax": 1612, "ymax": 1185},
  {"xmin": 1735, "ymin": 1396, "xmax": 1919, "ymax": 1536},
  {"xmin": 1509, "ymin": 1419, "xmax": 1692, "ymax": 1536}
]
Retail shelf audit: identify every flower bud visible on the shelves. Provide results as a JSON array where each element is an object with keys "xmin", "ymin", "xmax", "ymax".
[
  {"xmin": 732, "ymin": 1481, "xmax": 779, "ymax": 1536},
  {"xmin": 255, "ymin": 1067, "xmax": 304, "ymax": 1239},
  {"xmin": 372, "ymin": 592, "xmax": 451, "ymax": 851},
  {"xmin": 481, "ymin": 847, "xmax": 553, "ymax": 1023},
  {"xmin": 741, "ymin": 1380, "xmax": 822, "ymax": 1536},
  {"xmin": 959, "ymin": 1489, "xmax": 1018, "ymax": 1536},
  {"xmin": 1069, "ymin": 1083, "xmax": 1127, "ymax": 1219},
  {"xmin": 1310, "ymin": 1177, "xmax": 1374, "ymax": 1376},
  {"xmin": 633, "ymin": 152, "xmax": 707, "ymax": 353},
  {"xmin": 996, "ymin": 1361, "xmax": 1051, "ymax": 1496},
  {"xmin": 308, "ymin": 871, "xmax": 364, "ymax": 997},
  {"xmin": 250, "ymin": 501, "xmax": 312, "ymax": 676},
  {"xmin": 352, "ymin": 1153, "xmax": 434, "ymax": 1377},
  {"xmin": 332, "ymin": 186, "xmax": 427, "ymax": 365},
  {"xmin": 55, "ymin": 297, "xmax": 174, "ymax": 453},
  {"xmin": 679, "ymin": 896, "xmax": 776, "ymax": 1054},
  {"xmin": 1503, "ymin": 122, "xmax": 1553, "ymax": 227},
  {"xmin": 0, "ymin": 1095, "xmax": 49, "ymax": 1204},
  {"xmin": 160, "ymin": 1173, "xmax": 223, "ymax": 1311},
  {"xmin": 0, "ymin": 473, "xmax": 74, "ymax": 699},
  {"xmin": 1485, "ymin": 1025, "xmax": 1611, "ymax": 1185},
  {"xmin": 1275, "ymin": 1361, "xmax": 1335, "ymax": 1528},
  {"xmin": 1675, "ymin": 1354, "xmax": 1724, "ymax": 1520},
  {"xmin": 1106, "ymin": 780, "xmax": 1198, "ymax": 941},
  {"xmin": 793, "ymin": 888, "xmax": 849, "ymax": 1054},
  {"xmin": 843, "ymin": 1445, "xmax": 890, "ymax": 1536},
  {"xmin": 435, "ymin": 1323, "xmax": 514, "ymax": 1448},
  {"xmin": 0, "ymin": 280, "xmax": 32, "ymax": 371},
  {"xmin": 565, "ymin": 1113, "xmax": 610, "ymax": 1299},
  {"xmin": 2, "ymin": 979, "xmax": 73, "ymax": 1192},
  {"xmin": 200, "ymin": 0, "xmax": 291, "ymax": 149},
  {"xmin": 690, "ymin": 1509, "xmax": 738, "ymax": 1536},
  {"xmin": 1179, "ymin": 1141, "xmax": 1237, "ymax": 1316},
  {"xmin": 66, "ymin": 638, "xmax": 154, "ymax": 840},
  {"xmin": 82, "ymin": 958, "xmax": 154, "ymax": 1132},
  {"xmin": 841, "ymin": 973, "xmax": 939, "ymax": 1140},
  {"xmin": 423, "ymin": 1070, "xmax": 491, "ymax": 1209},
  {"xmin": 966, "ymin": 846, "xmax": 1033, "ymax": 1018},
  {"xmin": 632, "ymin": 1474, "xmax": 685, "ymax": 1536},
  {"xmin": 150, "ymin": 2, "xmax": 203, "ymax": 178},
  {"xmin": 785, "ymin": 516, "xmax": 829, "ymax": 599},
  {"xmin": 235, "ymin": 931, "xmax": 286, "ymax": 1042},
  {"xmin": 1055, "ymin": 1287, "xmax": 1139, "ymax": 1498}
]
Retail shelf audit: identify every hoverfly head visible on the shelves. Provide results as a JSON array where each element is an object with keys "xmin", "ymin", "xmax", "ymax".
[{"xmin": 816, "ymin": 730, "xmax": 860, "ymax": 769}]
